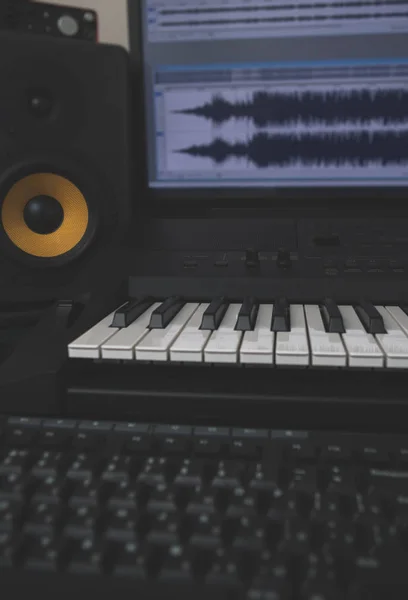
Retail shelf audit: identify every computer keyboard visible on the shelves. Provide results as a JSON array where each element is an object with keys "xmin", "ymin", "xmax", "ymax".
[{"xmin": 1, "ymin": 416, "xmax": 408, "ymax": 598}]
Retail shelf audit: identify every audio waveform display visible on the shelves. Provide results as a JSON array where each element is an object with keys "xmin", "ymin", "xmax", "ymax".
[
  {"xmin": 176, "ymin": 130, "xmax": 408, "ymax": 167},
  {"xmin": 155, "ymin": 68, "xmax": 408, "ymax": 185},
  {"xmin": 176, "ymin": 88, "xmax": 408, "ymax": 127}
]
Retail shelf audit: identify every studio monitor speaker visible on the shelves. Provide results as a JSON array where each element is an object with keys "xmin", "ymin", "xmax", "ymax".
[{"xmin": 0, "ymin": 31, "xmax": 133, "ymax": 278}]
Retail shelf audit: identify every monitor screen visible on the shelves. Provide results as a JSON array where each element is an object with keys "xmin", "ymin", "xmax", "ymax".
[{"xmin": 140, "ymin": 0, "xmax": 408, "ymax": 189}]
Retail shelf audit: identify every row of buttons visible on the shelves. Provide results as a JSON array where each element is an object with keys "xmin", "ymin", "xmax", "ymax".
[{"xmin": 7, "ymin": 417, "xmax": 308, "ymax": 441}]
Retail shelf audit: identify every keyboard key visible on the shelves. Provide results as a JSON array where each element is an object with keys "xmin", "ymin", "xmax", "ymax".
[
  {"xmin": 64, "ymin": 505, "xmax": 100, "ymax": 539},
  {"xmin": 154, "ymin": 425, "xmax": 192, "ymax": 437},
  {"xmin": 111, "ymin": 540, "xmax": 147, "ymax": 578},
  {"xmin": 24, "ymin": 535, "xmax": 62, "ymax": 571},
  {"xmin": 146, "ymin": 513, "xmax": 181, "ymax": 546},
  {"xmin": 205, "ymin": 557, "xmax": 242, "ymax": 589},
  {"xmin": 355, "ymin": 300, "xmax": 386, "ymax": 334},
  {"xmin": 276, "ymin": 304, "xmax": 309, "ymax": 366},
  {"xmin": 193, "ymin": 438, "xmax": 222, "ymax": 458},
  {"xmin": 271, "ymin": 297, "xmax": 290, "ymax": 332},
  {"xmin": 225, "ymin": 489, "xmax": 259, "ymax": 518},
  {"xmin": 124, "ymin": 434, "xmax": 153, "ymax": 454},
  {"xmin": 212, "ymin": 461, "xmax": 247, "ymax": 489},
  {"xmin": 360, "ymin": 447, "xmax": 390, "ymax": 465},
  {"xmin": 106, "ymin": 508, "xmax": 139, "ymax": 542},
  {"xmin": 67, "ymin": 538, "xmax": 105, "ymax": 574},
  {"xmin": 188, "ymin": 514, "xmax": 223, "ymax": 549},
  {"xmin": 194, "ymin": 427, "xmax": 230, "ymax": 438},
  {"xmin": 72, "ymin": 432, "xmax": 104, "ymax": 452},
  {"xmin": 108, "ymin": 481, "xmax": 140, "ymax": 510},
  {"xmin": 204, "ymin": 304, "xmax": 243, "ymax": 363},
  {"xmin": 101, "ymin": 302, "xmax": 159, "ymax": 360},
  {"xmin": 321, "ymin": 298, "xmax": 345, "ymax": 333},
  {"xmin": 69, "ymin": 479, "xmax": 104, "ymax": 507},
  {"xmin": 146, "ymin": 488, "xmax": 179, "ymax": 514},
  {"xmin": 235, "ymin": 297, "xmax": 258, "ymax": 331},
  {"xmin": 32, "ymin": 452, "xmax": 68, "ymax": 479},
  {"xmin": 169, "ymin": 303, "xmax": 211, "ymax": 362},
  {"xmin": 320, "ymin": 444, "xmax": 353, "ymax": 462},
  {"xmin": 111, "ymin": 297, "xmax": 155, "ymax": 328},
  {"xmin": 38, "ymin": 429, "xmax": 71, "ymax": 449},
  {"xmin": 368, "ymin": 468, "xmax": 408, "ymax": 493},
  {"xmin": 0, "ymin": 449, "xmax": 32, "ymax": 476},
  {"xmin": 386, "ymin": 306, "xmax": 408, "ymax": 338},
  {"xmin": 158, "ymin": 545, "xmax": 194, "ymax": 582},
  {"xmin": 200, "ymin": 297, "xmax": 229, "ymax": 331},
  {"xmin": 156, "ymin": 437, "xmax": 189, "ymax": 456},
  {"xmin": 149, "ymin": 296, "xmax": 184, "ymax": 329},
  {"xmin": 4, "ymin": 427, "xmax": 37, "ymax": 447},
  {"xmin": 0, "ymin": 473, "xmax": 29, "ymax": 502},
  {"xmin": 101, "ymin": 455, "xmax": 137, "ymax": 482},
  {"xmin": 249, "ymin": 576, "xmax": 291, "ymax": 600},
  {"xmin": 186, "ymin": 490, "xmax": 217, "ymax": 516},
  {"xmin": 0, "ymin": 531, "xmax": 20, "ymax": 567},
  {"xmin": 23, "ymin": 503, "xmax": 63, "ymax": 536},
  {"xmin": 229, "ymin": 440, "xmax": 259, "ymax": 460},
  {"xmin": 338, "ymin": 305, "xmax": 383, "ymax": 368},
  {"xmin": 67, "ymin": 308, "xmax": 120, "ymax": 359},
  {"xmin": 240, "ymin": 304, "xmax": 274, "ymax": 365},
  {"xmin": 305, "ymin": 304, "xmax": 347, "ymax": 367},
  {"xmin": 67, "ymin": 454, "xmax": 105, "ymax": 480},
  {"xmin": 375, "ymin": 307, "xmax": 408, "ymax": 368},
  {"xmin": 0, "ymin": 498, "xmax": 23, "ymax": 532},
  {"xmin": 136, "ymin": 303, "xmax": 199, "ymax": 361},
  {"xmin": 288, "ymin": 442, "xmax": 317, "ymax": 461}
]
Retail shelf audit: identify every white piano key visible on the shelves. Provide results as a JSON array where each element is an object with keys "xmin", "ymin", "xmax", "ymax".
[
  {"xmin": 239, "ymin": 304, "xmax": 274, "ymax": 365},
  {"xmin": 135, "ymin": 303, "xmax": 199, "ymax": 361},
  {"xmin": 204, "ymin": 304, "xmax": 243, "ymax": 364},
  {"xmin": 304, "ymin": 304, "xmax": 347, "ymax": 367},
  {"xmin": 276, "ymin": 304, "xmax": 309, "ymax": 366},
  {"xmin": 338, "ymin": 305, "xmax": 383, "ymax": 368},
  {"xmin": 169, "ymin": 303, "xmax": 211, "ymax": 362},
  {"xmin": 386, "ymin": 306, "xmax": 408, "ymax": 336},
  {"xmin": 100, "ymin": 302, "xmax": 161, "ymax": 360},
  {"xmin": 67, "ymin": 305, "xmax": 125, "ymax": 359},
  {"xmin": 375, "ymin": 306, "xmax": 408, "ymax": 368}
]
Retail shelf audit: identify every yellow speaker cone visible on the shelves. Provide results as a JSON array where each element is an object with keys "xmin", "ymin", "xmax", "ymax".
[{"xmin": 1, "ymin": 173, "xmax": 89, "ymax": 258}]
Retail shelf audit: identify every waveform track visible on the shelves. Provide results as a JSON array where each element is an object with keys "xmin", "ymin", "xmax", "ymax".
[
  {"xmin": 176, "ymin": 89, "xmax": 408, "ymax": 127},
  {"xmin": 176, "ymin": 131, "xmax": 408, "ymax": 167}
]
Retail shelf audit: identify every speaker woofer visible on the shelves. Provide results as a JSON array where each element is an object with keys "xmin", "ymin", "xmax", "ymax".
[{"xmin": 0, "ymin": 160, "xmax": 99, "ymax": 267}]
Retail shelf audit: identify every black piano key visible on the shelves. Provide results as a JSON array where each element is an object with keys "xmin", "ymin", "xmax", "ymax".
[
  {"xmin": 200, "ymin": 297, "xmax": 228, "ymax": 331},
  {"xmin": 271, "ymin": 297, "xmax": 290, "ymax": 332},
  {"xmin": 355, "ymin": 299, "xmax": 386, "ymax": 334},
  {"xmin": 235, "ymin": 297, "xmax": 258, "ymax": 331},
  {"xmin": 111, "ymin": 297, "xmax": 155, "ymax": 328},
  {"xmin": 148, "ymin": 296, "xmax": 184, "ymax": 329},
  {"xmin": 321, "ymin": 298, "xmax": 345, "ymax": 333}
]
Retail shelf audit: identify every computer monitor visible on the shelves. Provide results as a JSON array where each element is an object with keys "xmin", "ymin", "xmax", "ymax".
[{"xmin": 138, "ymin": 0, "xmax": 408, "ymax": 190}]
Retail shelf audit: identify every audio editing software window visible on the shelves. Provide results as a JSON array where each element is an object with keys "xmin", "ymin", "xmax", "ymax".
[{"xmin": 140, "ymin": 0, "xmax": 408, "ymax": 188}]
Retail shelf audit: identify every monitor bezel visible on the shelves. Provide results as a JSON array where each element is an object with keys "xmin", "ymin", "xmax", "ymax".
[{"xmin": 127, "ymin": 0, "xmax": 408, "ymax": 216}]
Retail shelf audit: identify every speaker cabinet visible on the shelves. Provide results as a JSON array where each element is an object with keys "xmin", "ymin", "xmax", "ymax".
[{"xmin": 0, "ymin": 31, "xmax": 133, "ymax": 285}]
